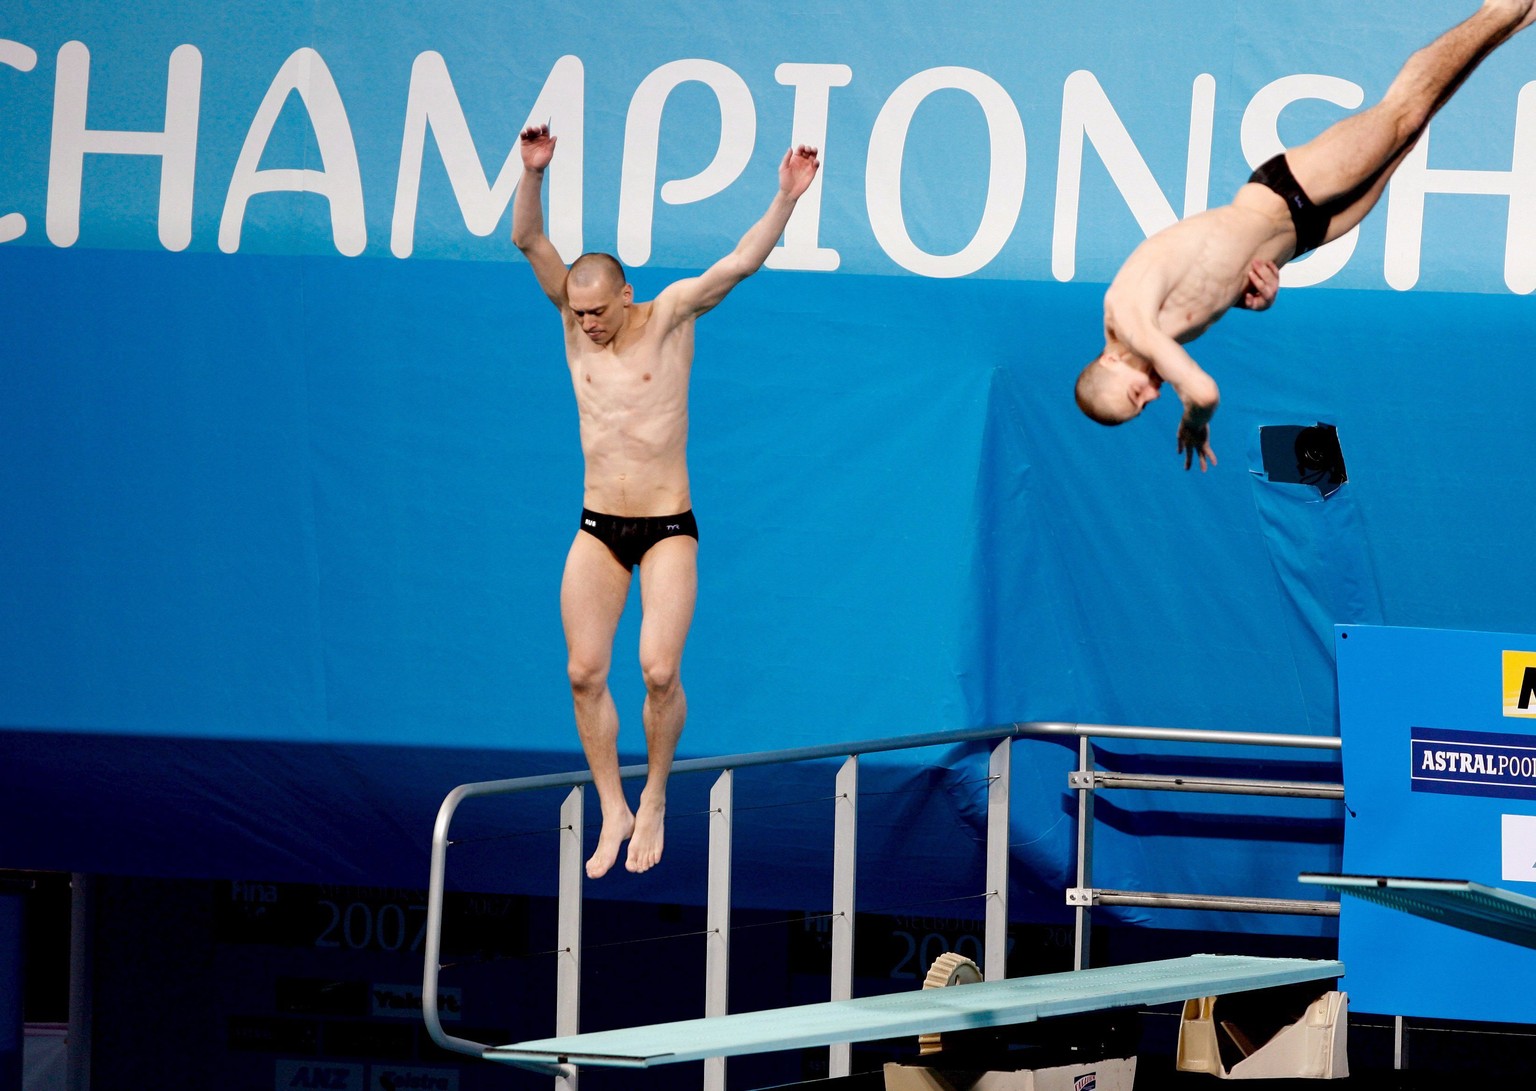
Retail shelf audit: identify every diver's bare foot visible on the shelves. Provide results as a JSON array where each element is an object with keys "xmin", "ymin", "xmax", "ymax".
[
  {"xmin": 625, "ymin": 799, "xmax": 665, "ymax": 873},
  {"xmin": 586, "ymin": 809, "xmax": 634, "ymax": 879}
]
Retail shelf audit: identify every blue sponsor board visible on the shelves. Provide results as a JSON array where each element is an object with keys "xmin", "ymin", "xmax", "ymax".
[
  {"xmin": 1411, "ymin": 727, "xmax": 1536, "ymax": 800},
  {"xmin": 1337, "ymin": 626, "xmax": 1536, "ymax": 1024}
]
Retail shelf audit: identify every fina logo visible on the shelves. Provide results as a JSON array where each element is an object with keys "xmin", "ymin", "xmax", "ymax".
[{"xmin": 1504, "ymin": 651, "xmax": 1536, "ymax": 719}]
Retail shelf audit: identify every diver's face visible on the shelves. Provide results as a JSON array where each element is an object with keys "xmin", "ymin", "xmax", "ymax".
[
  {"xmin": 1099, "ymin": 357, "xmax": 1162, "ymax": 422},
  {"xmin": 1122, "ymin": 366, "xmax": 1162, "ymax": 418},
  {"xmin": 567, "ymin": 281, "xmax": 631, "ymax": 345}
]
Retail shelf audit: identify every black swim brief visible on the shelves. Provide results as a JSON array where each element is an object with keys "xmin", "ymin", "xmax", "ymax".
[
  {"xmin": 580, "ymin": 508, "xmax": 698, "ymax": 570},
  {"xmin": 1249, "ymin": 153, "xmax": 1330, "ymax": 256}
]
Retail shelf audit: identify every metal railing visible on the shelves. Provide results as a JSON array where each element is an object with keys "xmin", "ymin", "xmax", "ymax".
[
  {"xmin": 1063, "ymin": 731, "xmax": 1343, "ymax": 968},
  {"xmin": 421, "ymin": 720, "xmax": 1343, "ymax": 1087}
]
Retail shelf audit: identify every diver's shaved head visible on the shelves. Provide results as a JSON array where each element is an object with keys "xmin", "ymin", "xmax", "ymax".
[
  {"xmin": 1076, "ymin": 358, "xmax": 1127, "ymax": 426},
  {"xmin": 567, "ymin": 252, "xmax": 627, "ymax": 293}
]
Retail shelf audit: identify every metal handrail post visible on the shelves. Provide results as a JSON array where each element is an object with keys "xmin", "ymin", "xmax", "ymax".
[
  {"xmin": 420, "ymin": 784, "xmax": 571, "ymax": 1077},
  {"xmin": 829, "ymin": 755, "xmax": 858, "ymax": 1078},
  {"xmin": 1073, "ymin": 736, "xmax": 1095, "ymax": 971},
  {"xmin": 67, "ymin": 873, "xmax": 92, "ymax": 1091},
  {"xmin": 556, "ymin": 787, "xmax": 583, "ymax": 1091},
  {"xmin": 985, "ymin": 737, "xmax": 1011, "ymax": 981},
  {"xmin": 704, "ymin": 770, "xmax": 733, "ymax": 1091},
  {"xmin": 422, "ymin": 786, "xmax": 493, "ymax": 1059}
]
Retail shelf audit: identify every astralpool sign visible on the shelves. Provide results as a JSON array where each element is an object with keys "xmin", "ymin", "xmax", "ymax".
[
  {"xmin": 1411, "ymin": 728, "xmax": 1536, "ymax": 799},
  {"xmin": 1339, "ymin": 625, "xmax": 1536, "ymax": 1024}
]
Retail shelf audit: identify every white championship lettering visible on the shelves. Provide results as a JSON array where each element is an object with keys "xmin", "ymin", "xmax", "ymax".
[
  {"xmin": 47, "ymin": 40, "xmax": 202, "ymax": 251},
  {"xmin": 391, "ymin": 52, "xmax": 584, "ymax": 260},
  {"xmin": 1385, "ymin": 82, "xmax": 1536, "ymax": 295},
  {"xmin": 766, "ymin": 61, "xmax": 852, "ymax": 272},
  {"xmin": 1052, "ymin": 68, "xmax": 1211, "ymax": 282},
  {"xmin": 866, "ymin": 65, "xmax": 1026, "ymax": 278},
  {"xmin": 618, "ymin": 58, "xmax": 756, "ymax": 267},
  {"xmin": 219, "ymin": 47, "xmax": 366, "ymax": 256},
  {"xmin": 0, "ymin": 39, "xmax": 38, "ymax": 244},
  {"xmin": 0, "ymin": 33, "xmax": 1527, "ymax": 284}
]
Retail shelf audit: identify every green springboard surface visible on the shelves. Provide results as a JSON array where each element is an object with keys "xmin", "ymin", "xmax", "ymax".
[
  {"xmin": 1301, "ymin": 873, "xmax": 1536, "ymax": 951},
  {"xmin": 486, "ymin": 953, "xmax": 1344, "ymax": 1068}
]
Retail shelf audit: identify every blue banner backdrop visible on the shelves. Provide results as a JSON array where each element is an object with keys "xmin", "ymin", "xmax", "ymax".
[{"xmin": 3, "ymin": 2, "xmax": 1534, "ymax": 932}]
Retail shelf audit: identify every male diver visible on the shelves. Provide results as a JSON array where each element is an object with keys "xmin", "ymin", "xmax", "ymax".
[
  {"xmin": 1076, "ymin": 1, "xmax": 1535, "ymax": 470},
  {"xmin": 513, "ymin": 124, "xmax": 822, "ymax": 876}
]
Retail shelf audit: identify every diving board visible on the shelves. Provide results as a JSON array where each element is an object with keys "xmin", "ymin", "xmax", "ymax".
[
  {"xmin": 485, "ymin": 954, "xmax": 1342, "ymax": 1069},
  {"xmin": 1301, "ymin": 873, "xmax": 1536, "ymax": 951}
]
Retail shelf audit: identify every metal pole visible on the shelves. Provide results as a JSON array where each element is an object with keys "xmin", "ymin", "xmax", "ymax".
[
  {"xmin": 556, "ymin": 787, "xmax": 583, "ymax": 1091},
  {"xmin": 0, "ymin": 878, "xmax": 27, "ymax": 1091},
  {"xmin": 421, "ymin": 787, "xmax": 569, "ymax": 1074},
  {"xmin": 1088, "ymin": 890, "xmax": 1338, "ymax": 915},
  {"xmin": 704, "ymin": 770, "xmax": 733, "ymax": 1091},
  {"xmin": 66, "ymin": 874, "xmax": 91, "ymax": 1091},
  {"xmin": 1394, "ymin": 1016, "xmax": 1406, "ymax": 1070},
  {"xmin": 1080, "ymin": 772, "xmax": 1344, "ymax": 799},
  {"xmin": 1016, "ymin": 722, "xmax": 1341, "ymax": 751},
  {"xmin": 1073, "ymin": 737, "xmax": 1095, "ymax": 971},
  {"xmin": 421, "ymin": 788, "xmax": 495, "ymax": 1060},
  {"xmin": 985, "ymin": 738, "xmax": 1011, "ymax": 981},
  {"xmin": 829, "ymin": 756, "xmax": 858, "ymax": 1077}
]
